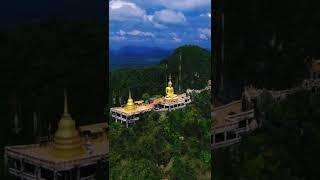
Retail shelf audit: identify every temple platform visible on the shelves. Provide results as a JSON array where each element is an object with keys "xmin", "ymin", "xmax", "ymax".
[
  {"xmin": 110, "ymin": 75, "xmax": 202, "ymax": 127},
  {"xmin": 212, "ymin": 100, "xmax": 257, "ymax": 149},
  {"xmin": 154, "ymin": 93, "xmax": 191, "ymax": 112},
  {"xmin": 110, "ymin": 103, "xmax": 154, "ymax": 127},
  {"xmin": 5, "ymin": 123, "xmax": 108, "ymax": 180}
]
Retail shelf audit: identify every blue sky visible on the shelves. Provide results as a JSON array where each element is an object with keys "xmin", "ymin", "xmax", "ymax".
[{"xmin": 109, "ymin": 0, "xmax": 211, "ymax": 49}]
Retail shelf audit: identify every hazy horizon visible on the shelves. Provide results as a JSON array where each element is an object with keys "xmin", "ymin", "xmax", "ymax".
[{"xmin": 109, "ymin": 44, "xmax": 211, "ymax": 51}]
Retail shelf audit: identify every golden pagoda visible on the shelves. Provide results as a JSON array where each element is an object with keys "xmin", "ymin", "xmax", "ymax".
[
  {"xmin": 165, "ymin": 74, "xmax": 178, "ymax": 101},
  {"xmin": 124, "ymin": 90, "xmax": 136, "ymax": 112},
  {"xmin": 50, "ymin": 90, "xmax": 85, "ymax": 159}
]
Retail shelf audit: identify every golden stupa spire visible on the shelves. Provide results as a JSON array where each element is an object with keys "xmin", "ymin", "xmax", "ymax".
[
  {"xmin": 128, "ymin": 90, "xmax": 132, "ymax": 99},
  {"xmin": 124, "ymin": 90, "xmax": 136, "ymax": 112},
  {"xmin": 50, "ymin": 89, "xmax": 84, "ymax": 159},
  {"xmin": 63, "ymin": 89, "xmax": 68, "ymax": 115}
]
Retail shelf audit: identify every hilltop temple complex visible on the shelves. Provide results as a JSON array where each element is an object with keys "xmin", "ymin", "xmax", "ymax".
[
  {"xmin": 110, "ymin": 75, "xmax": 193, "ymax": 127},
  {"xmin": 212, "ymin": 58, "xmax": 320, "ymax": 149},
  {"xmin": 4, "ymin": 92, "xmax": 108, "ymax": 180}
]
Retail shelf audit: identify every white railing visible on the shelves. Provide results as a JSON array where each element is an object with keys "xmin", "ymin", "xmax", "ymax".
[
  {"xmin": 112, "ymin": 114, "xmax": 139, "ymax": 122},
  {"xmin": 244, "ymin": 79, "xmax": 320, "ymax": 103},
  {"xmin": 213, "ymin": 137, "xmax": 241, "ymax": 149},
  {"xmin": 214, "ymin": 123, "xmax": 239, "ymax": 134},
  {"xmin": 9, "ymin": 168, "xmax": 37, "ymax": 180},
  {"xmin": 80, "ymin": 175, "xmax": 95, "ymax": 180},
  {"xmin": 6, "ymin": 146, "xmax": 107, "ymax": 171}
]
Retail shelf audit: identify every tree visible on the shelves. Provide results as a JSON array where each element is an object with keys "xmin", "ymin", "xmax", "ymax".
[
  {"xmin": 214, "ymin": 91, "xmax": 320, "ymax": 180},
  {"xmin": 142, "ymin": 93, "xmax": 150, "ymax": 103},
  {"xmin": 169, "ymin": 157, "xmax": 196, "ymax": 180},
  {"xmin": 111, "ymin": 159, "xmax": 162, "ymax": 179}
]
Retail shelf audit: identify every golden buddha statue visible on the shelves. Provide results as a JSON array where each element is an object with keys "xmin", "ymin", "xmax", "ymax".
[
  {"xmin": 50, "ymin": 91, "xmax": 85, "ymax": 159},
  {"xmin": 124, "ymin": 90, "xmax": 136, "ymax": 112},
  {"xmin": 165, "ymin": 74, "xmax": 178, "ymax": 101}
]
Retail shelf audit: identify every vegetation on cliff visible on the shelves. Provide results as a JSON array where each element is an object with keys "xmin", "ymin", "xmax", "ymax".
[
  {"xmin": 214, "ymin": 91, "xmax": 320, "ymax": 180},
  {"xmin": 110, "ymin": 91, "xmax": 211, "ymax": 179}
]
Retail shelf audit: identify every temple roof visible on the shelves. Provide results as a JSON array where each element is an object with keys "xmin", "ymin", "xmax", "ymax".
[
  {"xmin": 5, "ymin": 136, "xmax": 107, "ymax": 171},
  {"xmin": 111, "ymin": 103, "xmax": 154, "ymax": 115}
]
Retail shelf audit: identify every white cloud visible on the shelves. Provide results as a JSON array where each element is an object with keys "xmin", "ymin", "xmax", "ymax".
[
  {"xmin": 109, "ymin": 0, "xmax": 146, "ymax": 21},
  {"xmin": 173, "ymin": 37, "xmax": 182, "ymax": 42},
  {"xmin": 109, "ymin": 36, "xmax": 127, "ymax": 41},
  {"xmin": 116, "ymin": 29, "xmax": 155, "ymax": 37},
  {"xmin": 200, "ymin": 12, "xmax": 211, "ymax": 18},
  {"xmin": 170, "ymin": 32, "xmax": 182, "ymax": 42},
  {"xmin": 198, "ymin": 28, "xmax": 211, "ymax": 40},
  {"xmin": 117, "ymin": 29, "xmax": 126, "ymax": 36},
  {"xmin": 109, "ymin": 0, "xmax": 190, "ymax": 28},
  {"xmin": 127, "ymin": 30, "xmax": 155, "ymax": 37},
  {"xmin": 153, "ymin": 22, "xmax": 167, "ymax": 29},
  {"xmin": 153, "ymin": 9, "xmax": 186, "ymax": 25},
  {"xmin": 170, "ymin": 32, "xmax": 177, "ymax": 37},
  {"xmin": 153, "ymin": 0, "xmax": 210, "ymax": 11},
  {"xmin": 143, "ymin": 15, "xmax": 154, "ymax": 22}
]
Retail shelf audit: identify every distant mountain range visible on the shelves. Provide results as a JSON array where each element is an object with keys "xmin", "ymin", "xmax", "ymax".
[{"xmin": 109, "ymin": 46, "xmax": 172, "ymax": 69}]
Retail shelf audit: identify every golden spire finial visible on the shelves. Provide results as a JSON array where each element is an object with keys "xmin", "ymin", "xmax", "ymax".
[
  {"xmin": 64, "ymin": 89, "xmax": 69, "ymax": 115},
  {"xmin": 128, "ymin": 90, "xmax": 132, "ymax": 99},
  {"xmin": 168, "ymin": 74, "xmax": 173, "ymax": 87}
]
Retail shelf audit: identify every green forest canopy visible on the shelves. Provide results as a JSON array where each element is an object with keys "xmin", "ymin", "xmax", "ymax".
[
  {"xmin": 214, "ymin": 91, "xmax": 320, "ymax": 180},
  {"xmin": 110, "ymin": 91, "xmax": 212, "ymax": 179}
]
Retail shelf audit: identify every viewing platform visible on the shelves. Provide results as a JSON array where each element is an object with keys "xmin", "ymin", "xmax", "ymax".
[
  {"xmin": 6, "ymin": 128, "xmax": 107, "ymax": 180},
  {"xmin": 212, "ymin": 100, "xmax": 257, "ymax": 149},
  {"xmin": 110, "ymin": 103, "xmax": 154, "ymax": 127},
  {"xmin": 154, "ymin": 93, "xmax": 191, "ymax": 112}
]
